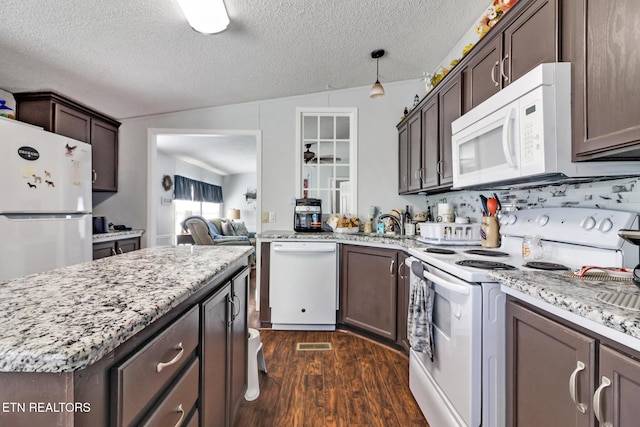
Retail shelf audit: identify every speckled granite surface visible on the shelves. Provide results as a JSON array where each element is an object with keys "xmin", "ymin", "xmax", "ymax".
[
  {"xmin": 490, "ymin": 270, "xmax": 640, "ymax": 341},
  {"xmin": 92, "ymin": 229, "xmax": 145, "ymax": 243},
  {"xmin": 0, "ymin": 245, "xmax": 251, "ymax": 373},
  {"xmin": 258, "ymin": 230, "xmax": 427, "ymax": 249}
]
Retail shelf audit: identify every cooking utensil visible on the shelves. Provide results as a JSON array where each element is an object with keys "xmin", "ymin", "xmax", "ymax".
[
  {"xmin": 486, "ymin": 198, "xmax": 498, "ymax": 217},
  {"xmin": 479, "ymin": 195, "xmax": 488, "ymax": 216},
  {"xmin": 573, "ymin": 266, "xmax": 634, "ymax": 279},
  {"xmin": 492, "ymin": 193, "xmax": 502, "ymax": 211}
]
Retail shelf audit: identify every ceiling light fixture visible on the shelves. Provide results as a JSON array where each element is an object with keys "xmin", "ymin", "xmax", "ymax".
[
  {"xmin": 177, "ymin": 0, "xmax": 230, "ymax": 34},
  {"xmin": 369, "ymin": 49, "xmax": 385, "ymax": 99}
]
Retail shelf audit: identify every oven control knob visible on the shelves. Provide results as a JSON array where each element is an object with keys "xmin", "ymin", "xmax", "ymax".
[
  {"xmin": 505, "ymin": 214, "xmax": 517, "ymax": 225},
  {"xmin": 581, "ymin": 216, "xmax": 596, "ymax": 230},
  {"xmin": 536, "ymin": 214, "xmax": 550, "ymax": 227},
  {"xmin": 598, "ymin": 218, "xmax": 614, "ymax": 233}
]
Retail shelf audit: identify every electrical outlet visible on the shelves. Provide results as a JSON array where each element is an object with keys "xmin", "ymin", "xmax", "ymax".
[
  {"xmin": 269, "ymin": 212, "xmax": 276, "ymax": 222},
  {"xmin": 261, "ymin": 212, "xmax": 269, "ymax": 223}
]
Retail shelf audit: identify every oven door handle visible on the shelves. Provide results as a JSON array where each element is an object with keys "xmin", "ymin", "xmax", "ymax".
[{"xmin": 420, "ymin": 269, "xmax": 470, "ymax": 296}]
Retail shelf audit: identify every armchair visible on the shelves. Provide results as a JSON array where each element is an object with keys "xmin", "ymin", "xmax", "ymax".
[{"xmin": 182, "ymin": 216, "xmax": 250, "ymax": 246}]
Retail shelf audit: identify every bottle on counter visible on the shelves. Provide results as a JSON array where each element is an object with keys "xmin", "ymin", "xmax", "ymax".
[{"xmin": 426, "ymin": 206, "xmax": 433, "ymax": 222}]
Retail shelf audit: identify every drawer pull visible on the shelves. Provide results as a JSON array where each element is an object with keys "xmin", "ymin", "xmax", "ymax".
[
  {"xmin": 593, "ymin": 376, "xmax": 612, "ymax": 427},
  {"xmin": 111, "ymin": 248, "xmax": 117, "ymax": 256},
  {"xmin": 568, "ymin": 360, "xmax": 587, "ymax": 413},
  {"xmin": 173, "ymin": 404, "xmax": 185, "ymax": 427},
  {"xmin": 156, "ymin": 342, "xmax": 184, "ymax": 373}
]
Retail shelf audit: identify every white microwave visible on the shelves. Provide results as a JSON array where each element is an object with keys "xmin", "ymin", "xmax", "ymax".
[
  {"xmin": 451, "ymin": 63, "xmax": 572, "ymax": 189},
  {"xmin": 451, "ymin": 62, "xmax": 640, "ymax": 188}
]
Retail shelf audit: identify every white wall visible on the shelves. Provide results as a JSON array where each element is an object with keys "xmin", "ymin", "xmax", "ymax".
[
  {"xmin": 157, "ymin": 152, "xmax": 175, "ymax": 239},
  {"xmin": 223, "ymin": 172, "xmax": 257, "ymax": 232},
  {"xmin": 154, "ymin": 151, "xmax": 226, "ymax": 244},
  {"xmin": 101, "ymin": 79, "xmax": 425, "ymax": 246}
]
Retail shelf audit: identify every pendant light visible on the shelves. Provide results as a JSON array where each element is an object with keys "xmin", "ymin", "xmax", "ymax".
[
  {"xmin": 177, "ymin": 0, "xmax": 230, "ymax": 34},
  {"xmin": 369, "ymin": 49, "xmax": 385, "ymax": 99}
]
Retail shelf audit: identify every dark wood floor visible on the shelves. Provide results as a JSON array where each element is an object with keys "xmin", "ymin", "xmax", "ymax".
[{"xmin": 237, "ymin": 271, "xmax": 429, "ymax": 427}]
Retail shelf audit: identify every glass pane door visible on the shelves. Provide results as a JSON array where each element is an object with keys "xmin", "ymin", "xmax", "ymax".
[{"xmin": 299, "ymin": 109, "xmax": 356, "ymax": 215}]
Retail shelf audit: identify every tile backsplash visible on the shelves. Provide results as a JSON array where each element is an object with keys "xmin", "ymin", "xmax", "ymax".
[{"xmin": 422, "ymin": 176, "xmax": 640, "ymax": 222}]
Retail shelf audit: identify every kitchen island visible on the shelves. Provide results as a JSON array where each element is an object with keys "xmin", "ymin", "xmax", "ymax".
[{"xmin": 0, "ymin": 245, "xmax": 252, "ymax": 426}]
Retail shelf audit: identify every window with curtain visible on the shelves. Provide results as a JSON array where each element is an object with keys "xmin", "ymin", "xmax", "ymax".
[
  {"xmin": 174, "ymin": 175, "xmax": 223, "ymax": 203},
  {"xmin": 174, "ymin": 175, "xmax": 223, "ymax": 234}
]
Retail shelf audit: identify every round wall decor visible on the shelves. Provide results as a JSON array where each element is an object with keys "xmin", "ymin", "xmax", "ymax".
[{"xmin": 162, "ymin": 175, "xmax": 173, "ymax": 191}]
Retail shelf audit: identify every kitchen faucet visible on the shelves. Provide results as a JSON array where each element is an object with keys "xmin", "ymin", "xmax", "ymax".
[{"xmin": 378, "ymin": 213, "xmax": 404, "ymax": 235}]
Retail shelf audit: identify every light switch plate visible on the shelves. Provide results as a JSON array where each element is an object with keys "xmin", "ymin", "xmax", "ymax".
[
  {"xmin": 269, "ymin": 212, "xmax": 276, "ymax": 222},
  {"xmin": 261, "ymin": 211, "xmax": 269, "ymax": 223}
]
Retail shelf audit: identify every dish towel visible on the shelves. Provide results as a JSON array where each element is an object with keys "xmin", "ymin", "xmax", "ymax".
[{"xmin": 408, "ymin": 261, "xmax": 435, "ymax": 361}]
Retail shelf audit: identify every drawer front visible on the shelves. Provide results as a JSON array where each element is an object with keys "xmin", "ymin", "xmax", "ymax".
[
  {"xmin": 116, "ymin": 306, "xmax": 199, "ymax": 427},
  {"xmin": 140, "ymin": 358, "xmax": 199, "ymax": 427}
]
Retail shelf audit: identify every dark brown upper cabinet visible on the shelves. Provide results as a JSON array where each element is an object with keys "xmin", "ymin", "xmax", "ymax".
[
  {"xmin": 563, "ymin": 0, "xmax": 640, "ymax": 160},
  {"xmin": 14, "ymin": 91, "xmax": 120, "ymax": 192},
  {"xmin": 463, "ymin": 0, "xmax": 558, "ymax": 113}
]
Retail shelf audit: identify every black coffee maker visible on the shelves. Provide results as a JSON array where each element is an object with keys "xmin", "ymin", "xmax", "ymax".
[{"xmin": 294, "ymin": 198, "xmax": 323, "ymax": 232}]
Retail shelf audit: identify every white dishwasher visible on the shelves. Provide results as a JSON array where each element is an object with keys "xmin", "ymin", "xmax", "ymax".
[{"xmin": 269, "ymin": 241, "xmax": 338, "ymax": 330}]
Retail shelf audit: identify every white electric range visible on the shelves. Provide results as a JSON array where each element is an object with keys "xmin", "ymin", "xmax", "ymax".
[{"xmin": 406, "ymin": 207, "xmax": 639, "ymax": 427}]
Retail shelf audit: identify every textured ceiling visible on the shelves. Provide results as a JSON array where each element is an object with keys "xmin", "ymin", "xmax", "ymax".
[{"xmin": 0, "ymin": 0, "xmax": 490, "ymax": 120}]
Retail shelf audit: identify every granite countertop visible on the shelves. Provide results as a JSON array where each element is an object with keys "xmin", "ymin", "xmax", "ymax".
[
  {"xmin": 0, "ymin": 245, "xmax": 252, "ymax": 373},
  {"xmin": 92, "ymin": 229, "xmax": 145, "ymax": 242},
  {"xmin": 490, "ymin": 269, "xmax": 640, "ymax": 349},
  {"xmin": 258, "ymin": 229, "xmax": 429, "ymax": 250}
]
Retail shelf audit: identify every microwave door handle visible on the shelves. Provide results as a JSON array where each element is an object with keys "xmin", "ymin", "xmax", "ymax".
[{"xmin": 502, "ymin": 108, "xmax": 517, "ymax": 168}]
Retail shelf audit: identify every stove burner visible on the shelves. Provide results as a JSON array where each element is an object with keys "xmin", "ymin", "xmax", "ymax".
[
  {"xmin": 456, "ymin": 260, "xmax": 516, "ymax": 270},
  {"xmin": 464, "ymin": 249, "xmax": 509, "ymax": 257},
  {"xmin": 523, "ymin": 262, "xmax": 570, "ymax": 271},
  {"xmin": 425, "ymin": 248, "xmax": 457, "ymax": 255}
]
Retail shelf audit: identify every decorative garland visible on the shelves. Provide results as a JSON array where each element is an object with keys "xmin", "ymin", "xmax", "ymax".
[{"xmin": 427, "ymin": 0, "xmax": 519, "ymax": 90}]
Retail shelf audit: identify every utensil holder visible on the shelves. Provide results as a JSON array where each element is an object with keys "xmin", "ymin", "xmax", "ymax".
[{"xmin": 481, "ymin": 216, "xmax": 500, "ymax": 248}]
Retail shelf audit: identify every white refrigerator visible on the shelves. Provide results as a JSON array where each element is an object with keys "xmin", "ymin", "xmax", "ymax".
[{"xmin": 0, "ymin": 117, "xmax": 92, "ymax": 282}]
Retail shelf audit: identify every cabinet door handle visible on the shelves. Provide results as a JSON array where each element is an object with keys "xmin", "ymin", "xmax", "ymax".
[
  {"xmin": 232, "ymin": 294, "xmax": 241, "ymax": 321},
  {"xmin": 491, "ymin": 60, "xmax": 500, "ymax": 87},
  {"xmin": 228, "ymin": 297, "xmax": 235, "ymax": 326},
  {"xmin": 172, "ymin": 404, "xmax": 185, "ymax": 427},
  {"xmin": 117, "ymin": 247, "xmax": 124, "ymax": 254},
  {"xmin": 398, "ymin": 261, "xmax": 405, "ymax": 279},
  {"xmin": 390, "ymin": 260, "xmax": 395, "ymax": 275},
  {"xmin": 414, "ymin": 169, "xmax": 421, "ymax": 180},
  {"xmin": 500, "ymin": 55, "xmax": 510, "ymax": 82},
  {"xmin": 593, "ymin": 376, "xmax": 612, "ymax": 427},
  {"xmin": 92, "ymin": 170, "xmax": 97, "ymax": 183},
  {"xmin": 111, "ymin": 248, "xmax": 117, "ymax": 256},
  {"xmin": 156, "ymin": 342, "xmax": 184, "ymax": 373},
  {"xmin": 568, "ymin": 361, "xmax": 587, "ymax": 414}
]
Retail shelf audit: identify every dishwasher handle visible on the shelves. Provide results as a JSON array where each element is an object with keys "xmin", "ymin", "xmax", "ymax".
[{"xmin": 272, "ymin": 246, "xmax": 336, "ymax": 253}]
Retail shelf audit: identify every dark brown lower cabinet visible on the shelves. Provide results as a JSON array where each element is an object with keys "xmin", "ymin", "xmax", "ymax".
[
  {"xmin": 340, "ymin": 245, "xmax": 398, "ymax": 341},
  {"xmin": 202, "ymin": 267, "xmax": 249, "ymax": 427},
  {"xmin": 202, "ymin": 283, "xmax": 231, "ymax": 427},
  {"xmin": 93, "ymin": 236, "xmax": 141, "ymax": 260},
  {"xmin": 396, "ymin": 252, "xmax": 410, "ymax": 353},
  {"xmin": 507, "ymin": 299, "xmax": 640, "ymax": 427},
  {"xmin": 229, "ymin": 267, "xmax": 249, "ymax": 422}
]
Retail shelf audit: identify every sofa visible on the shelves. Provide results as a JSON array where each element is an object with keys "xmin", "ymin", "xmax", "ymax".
[{"xmin": 181, "ymin": 216, "xmax": 256, "ymax": 247}]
